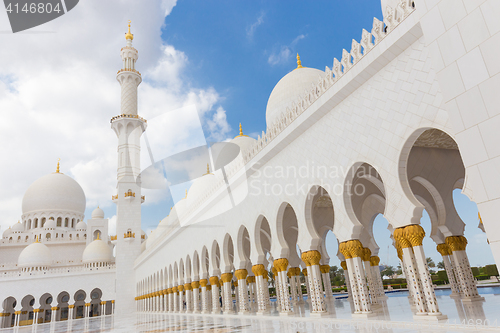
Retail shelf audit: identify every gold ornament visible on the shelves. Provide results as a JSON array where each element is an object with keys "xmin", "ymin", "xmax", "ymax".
[
  {"xmin": 393, "ymin": 227, "xmax": 412, "ymax": 248},
  {"xmin": 340, "ymin": 261, "xmax": 347, "ymax": 270},
  {"xmin": 209, "ymin": 276, "xmax": 219, "ymax": 286},
  {"xmin": 404, "ymin": 224, "xmax": 425, "ymax": 247},
  {"xmin": 274, "ymin": 258, "xmax": 289, "ymax": 272},
  {"xmin": 200, "ymin": 279, "xmax": 208, "ymax": 287},
  {"xmin": 369, "ymin": 256, "xmax": 380, "ymax": 266},
  {"xmin": 221, "ymin": 273, "xmax": 233, "ymax": 283},
  {"xmin": 446, "ymin": 235, "xmax": 467, "ymax": 252},
  {"xmin": 235, "ymin": 269, "xmax": 248, "ymax": 280},
  {"xmin": 252, "ymin": 264, "xmax": 266, "ymax": 276}
]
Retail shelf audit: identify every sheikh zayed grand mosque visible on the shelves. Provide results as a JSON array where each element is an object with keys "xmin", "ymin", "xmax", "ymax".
[{"xmin": 1, "ymin": 0, "xmax": 500, "ymax": 330}]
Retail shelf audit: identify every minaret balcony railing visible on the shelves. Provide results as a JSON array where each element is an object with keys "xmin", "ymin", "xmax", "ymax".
[
  {"xmin": 110, "ymin": 235, "xmax": 117, "ymax": 241},
  {"xmin": 124, "ymin": 191, "xmax": 135, "ymax": 198},
  {"xmin": 117, "ymin": 68, "xmax": 141, "ymax": 76},
  {"xmin": 141, "ymin": 195, "xmax": 145, "ymax": 203},
  {"xmin": 110, "ymin": 114, "xmax": 147, "ymax": 124},
  {"xmin": 111, "ymin": 195, "xmax": 118, "ymax": 200}
]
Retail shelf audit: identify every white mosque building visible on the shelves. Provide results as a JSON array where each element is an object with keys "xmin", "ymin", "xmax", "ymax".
[{"xmin": 1, "ymin": 0, "xmax": 500, "ymax": 328}]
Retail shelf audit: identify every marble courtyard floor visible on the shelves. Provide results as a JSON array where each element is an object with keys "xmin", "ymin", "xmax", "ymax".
[{"xmin": 3, "ymin": 288, "xmax": 500, "ymax": 332}]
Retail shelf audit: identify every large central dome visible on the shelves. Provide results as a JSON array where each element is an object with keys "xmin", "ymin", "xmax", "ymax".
[
  {"xmin": 266, "ymin": 66, "xmax": 324, "ymax": 127},
  {"xmin": 22, "ymin": 172, "xmax": 86, "ymax": 215}
]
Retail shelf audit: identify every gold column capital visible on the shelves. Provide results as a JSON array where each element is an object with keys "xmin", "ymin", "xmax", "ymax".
[
  {"xmin": 288, "ymin": 267, "xmax": 300, "ymax": 276},
  {"xmin": 340, "ymin": 261, "xmax": 347, "ymax": 270},
  {"xmin": 200, "ymin": 279, "xmax": 208, "ymax": 287},
  {"xmin": 100, "ymin": 301, "xmax": 107, "ymax": 305},
  {"xmin": 320, "ymin": 265, "xmax": 330, "ymax": 274},
  {"xmin": 235, "ymin": 269, "xmax": 248, "ymax": 280},
  {"xmin": 370, "ymin": 256, "xmax": 380, "ymax": 266},
  {"xmin": 246, "ymin": 275, "xmax": 255, "ymax": 284},
  {"xmin": 172, "ymin": 286, "xmax": 178, "ymax": 293},
  {"xmin": 85, "ymin": 303, "xmax": 90, "ymax": 307},
  {"xmin": 436, "ymin": 243, "xmax": 451, "ymax": 256},
  {"xmin": 446, "ymin": 235, "xmax": 467, "ymax": 251},
  {"xmin": 346, "ymin": 240, "xmax": 364, "ymax": 258},
  {"xmin": 301, "ymin": 250, "xmax": 321, "ymax": 266},
  {"xmin": 191, "ymin": 281, "xmax": 200, "ymax": 289},
  {"xmin": 273, "ymin": 258, "xmax": 289, "ymax": 272},
  {"xmin": 271, "ymin": 266, "xmax": 277, "ymax": 275},
  {"xmin": 67, "ymin": 305, "xmax": 74, "ymax": 309},
  {"xmin": 393, "ymin": 227, "xmax": 412, "ymax": 248},
  {"xmin": 339, "ymin": 242, "xmax": 351, "ymax": 259},
  {"xmin": 184, "ymin": 283, "xmax": 192, "ymax": 291},
  {"xmin": 251, "ymin": 264, "xmax": 266, "ymax": 276},
  {"xmin": 206, "ymin": 284, "xmax": 212, "ymax": 290},
  {"xmin": 233, "ymin": 280, "xmax": 238, "ymax": 287},
  {"xmin": 302, "ymin": 267, "xmax": 308, "ymax": 276},
  {"xmin": 177, "ymin": 285, "xmax": 184, "ymax": 292},
  {"xmin": 209, "ymin": 276, "xmax": 219, "ymax": 286},
  {"xmin": 404, "ymin": 224, "xmax": 425, "ymax": 247},
  {"xmin": 221, "ymin": 272, "xmax": 233, "ymax": 283},
  {"xmin": 361, "ymin": 247, "xmax": 372, "ymax": 261}
]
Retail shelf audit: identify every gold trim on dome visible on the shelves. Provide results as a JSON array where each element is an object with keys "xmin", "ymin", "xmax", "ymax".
[{"xmin": 234, "ymin": 123, "xmax": 249, "ymax": 138}]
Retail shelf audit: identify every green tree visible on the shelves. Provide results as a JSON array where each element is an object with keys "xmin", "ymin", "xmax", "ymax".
[
  {"xmin": 381, "ymin": 265, "xmax": 395, "ymax": 277},
  {"xmin": 396, "ymin": 264, "xmax": 403, "ymax": 275},
  {"xmin": 426, "ymin": 257, "xmax": 436, "ymax": 267},
  {"xmin": 437, "ymin": 261, "xmax": 445, "ymax": 269}
]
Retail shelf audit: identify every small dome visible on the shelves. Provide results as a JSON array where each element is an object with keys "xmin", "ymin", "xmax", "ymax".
[
  {"xmin": 2, "ymin": 227, "xmax": 12, "ymax": 238},
  {"xmin": 22, "ymin": 172, "xmax": 86, "ymax": 215},
  {"xmin": 76, "ymin": 221, "xmax": 87, "ymax": 230},
  {"xmin": 187, "ymin": 174, "xmax": 219, "ymax": 206},
  {"xmin": 266, "ymin": 67, "xmax": 324, "ymax": 127},
  {"xmin": 18, "ymin": 240, "xmax": 52, "ymax": 268},
  {"xmin": 12, "ymin": 222, "xmax": 24, "ymax": 232},
  {"xmin": 231, "ymin": 135, "xmax": 256, "ymax": 153},
  {"xmin": 169, "ymin": 198, "xmax": 187, "ymax": 222},
  {"xmin": 44, "ymin": 219, "xmax": 56, "ymax": 229},
  {"xmin": 82, "ymin": 239, "xmax": 113, "ymax": 264},
  {"xmin": 91, "ymin": 207, "xmax": 105, "ymax": 219}
]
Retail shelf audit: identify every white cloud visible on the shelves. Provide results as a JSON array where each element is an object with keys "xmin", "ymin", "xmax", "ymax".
[
  {"xmin": 246, "ymin": 12, "xmax": 265, "ymax": 39},
  {"xmin": 0, "ymin": 0, "xmax": 231, "ymax": 231},
  {"xmin": 267, "ymin": 34, "xmax": 306, "ymax": 66}
]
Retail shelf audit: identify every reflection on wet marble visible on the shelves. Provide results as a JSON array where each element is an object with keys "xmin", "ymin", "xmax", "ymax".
[{"xmin": 3, "ymin": 288, "xmax": 499, "ymax": 332}]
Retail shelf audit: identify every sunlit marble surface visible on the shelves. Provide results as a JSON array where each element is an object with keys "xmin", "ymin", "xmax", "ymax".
[{"xmin": 3, "ymin": 287, "xmax": 499, "ymax": 332}]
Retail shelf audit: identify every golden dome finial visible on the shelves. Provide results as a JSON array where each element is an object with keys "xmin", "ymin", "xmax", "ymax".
[
  {"xmin": 185, "ymin": 189, "xmax": 188, "ymax": 198},
  {"xmin": 56, "ymin": 158, "xmax": 60, "ymax": 173},
  {"xmin": 96, "ymin": 232, "xmax": 101, "ymax": 240},
  {"xmin": 34, "ymin": 235, "xmax": 39, "ymax": 243},
  {"xmin": 234, "ymin": 122, "xmax": 248, "ymax": 138},
  {"xmin": 478, "ymin": 212, "xmax": 483, "ymax": 224},
  {"xmin": 125, "ymin": 20, "xmax": 134, "ymax": 41},
  {"xmin": 296, "ymin": 53, "xmax": 303, "ymax": 69}
]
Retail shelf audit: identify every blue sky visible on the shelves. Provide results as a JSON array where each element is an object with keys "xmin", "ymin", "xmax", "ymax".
[{"xmin": 132, "ymin": 0, "xmax": 494, "ymax": 268}]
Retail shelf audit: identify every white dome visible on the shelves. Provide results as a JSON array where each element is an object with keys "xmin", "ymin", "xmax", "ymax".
[
  {"xmin": 2, "ymin": 228, "xmax": 12, "ymax": 238},
  {"xmin": 82, "ymin": 239, "xmax": 113, "ymax": 264},
  {"xmin": 170, "ymin": 198, "xmax": 187, "ymax": 221},
  {"xmin": 231, "ymin": 135, "xmax": 257, "ymax": 153},
  {"xmin": 18, "ymin": 241, "xmax": 52, "ymax": 268},
  {"xmin": 44, "ymin": 219, "xmax": 56, "ymax": 229},
  {"xmin": 187, "ymin": 174, "xmax": 219, "ymax": 206},
  {"xmin": 11, "ymin": 222, "xmax": 24, "ymax": 232},
  {"xmin": 22, "ymin": 172, "xmax": 86, "ymax": 215},
  {"xmin": 266, "ymin": 67, "xmax": 324, "ymax": 127},
  {"xmin": 91, "ymin": 207, "xmax": 105, "ymax": 219},
  {"xmin": 76, "ymin": 221, "xmax": 87, "ymax": 230}
]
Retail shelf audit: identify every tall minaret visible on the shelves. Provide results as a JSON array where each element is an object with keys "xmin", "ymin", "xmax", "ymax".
[{"xmin": 111, "ymin": 21, "xmax": 146, "ymax": 316}]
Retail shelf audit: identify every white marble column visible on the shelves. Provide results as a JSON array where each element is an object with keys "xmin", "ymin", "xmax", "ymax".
[
  {"xmin": 288, "ymin": 268, "xmax": 299, "ymax": 304},
  {"xmin": 302, "ymin": 251, "xmax": 327, "ymax": 314},
  {"xmin": 362, "ymin": 253, "xmax": 378, "ymax": 306},
  {"xmin": 172, "ymin": 287, "xmax": 178, "ymax": 312},
  {"xmin": 184, "ymin": 284, "xmax": 193, "ymax": 313},
  {"xmin": 446, "ymin": 236, "xmax": 483, "ymax": 302},
  {"xmin": 252, "ymin": 265, "xmax": 269, "ymax": 314},
  {"xmin": 178, "ymin": 285, "xmax": 184, "ymax": 312},
  {"xmin": 369, "ymin": 257, "xmax": 386, "ymax": 301},
  {"xmin": 437, "ymin": 244, "xmax": 461, "ymax": 297},
  {"xmin": 192, "ymin": 281, "xmax": 200, "ymax": 313},
  {"xmin": 320, "ymin": 265, "xmax": 333, "ymax": 300},
  {"xmin": 235, "ymin": 269, "xmax": 250, "ymax": 314},
  {"xmin": 200, "ymin": 280, "xmax": 209, "ymax": 313},
  {"xmin": 209, "ymin": 276, "xmax": 221, "ymax": 314},
  {"xmin": 340, "ymin": 261, "xmax": 353, "ymax": 300},
  {"xmin": 404, "ymin": 225, "xmax": 445, "ymax": 319},
  {"xmin": 221, "ymin": 273, "xmax": 233, "ymax": 314}
]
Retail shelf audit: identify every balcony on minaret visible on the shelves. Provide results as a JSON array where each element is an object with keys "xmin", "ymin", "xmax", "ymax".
[{"xmin": 124, "ymin": 229, "xmax": 135, "ymax": 240}]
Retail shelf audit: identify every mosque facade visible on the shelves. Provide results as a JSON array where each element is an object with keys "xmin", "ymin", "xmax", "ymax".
[{"xmin": 1, "ymin": 0, "xmax": 500, "ymax": 327}]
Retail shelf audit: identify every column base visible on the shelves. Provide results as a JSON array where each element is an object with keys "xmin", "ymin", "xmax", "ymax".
[
  {"xmin": 279, "ymin": 311, "xmax": 295, "ymax": 316},
  {"xmin": 223, "ymin": 311, "xmax": 234, "ymax": 315},
  {"xmin": 256, "ymin": 310, "xmax": 270, "ymax": 316},
  {"xmin": 310, "ymin": 311, "xmax": 329, "ymax": 317},
  {"xmin": 352, "ymin": 311, "xmax": 376, "ymax": 318},
  {"xmin": 461, "ymin": 296, "xmax": 485, "ymax": 303},
  {"xmin": 449, "ymin": 293, "xmax": 461, "ymax": 299},
  {"xmin": 413, "ymin": 313, "xmax": 448, "ymax": 321}
]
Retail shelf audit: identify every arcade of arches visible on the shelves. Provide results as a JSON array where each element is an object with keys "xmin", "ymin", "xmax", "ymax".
[
  {"xmin": 136, "ymin": 129, "xmax": 491, "ymax": 320},
  {"xmin": 1, "ymin": 289, "xmax": 113, "ymax": 328}
]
